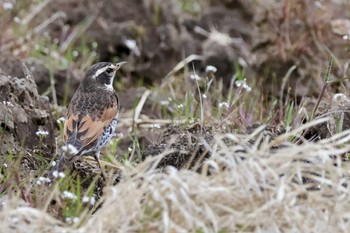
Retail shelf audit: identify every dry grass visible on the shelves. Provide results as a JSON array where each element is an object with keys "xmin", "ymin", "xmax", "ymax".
[{"xmin": 2, "ymin": 120, "xmax": 350, "ymax": 233}]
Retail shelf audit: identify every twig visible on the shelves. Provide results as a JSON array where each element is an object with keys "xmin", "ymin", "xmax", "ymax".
[
  {"xmin": 133, "ymin": 90, "xmax": 151, "ymax": 129},
  {"xmin": 60, "ymin": 15, "xmax": 96, "ymax": 53},
  {"xmin": 22, "ymin": 0, "xmax": 51, "ymax": 25},
  {"xmin": 311, "ymin": 56, "xmax": 333, "ymax": 120},
  {"xmin": 162, "ymin": 54, "xmax": 203, "ymax": 85},
  {"xmin": 34, "ymin": 12, "xmax": 66, "ymax": 34}
]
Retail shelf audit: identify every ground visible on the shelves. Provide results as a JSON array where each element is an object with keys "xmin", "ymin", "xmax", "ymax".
[{"xmin": 1, "ymin": 0, "xmax": 350, "ymax": 232}]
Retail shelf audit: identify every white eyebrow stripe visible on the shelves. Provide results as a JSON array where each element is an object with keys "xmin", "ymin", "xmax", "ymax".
[{"xmin": 92, "ymin": 65, "xmax": 116, "ymax": 79}]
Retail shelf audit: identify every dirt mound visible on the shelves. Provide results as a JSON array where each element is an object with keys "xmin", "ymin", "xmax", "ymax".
[
  {"xmin": 252, "ymin": 1, "xmax": 350, "ymax": 98},
  {"xmin": 0, "ymin": 63, "xmax": 55, "ymax": 159},
  {"xmin": 29, "ymin": 0, "xmax": 253, "ymax": 85},
  {"xmin": 142, "ymin": 124, "xmax": 213, "ymax": 169}
]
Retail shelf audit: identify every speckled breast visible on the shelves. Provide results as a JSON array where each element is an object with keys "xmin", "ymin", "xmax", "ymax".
[{"xmin": 94, "ymin": 116, "xmax": 119, "ymax": 151}]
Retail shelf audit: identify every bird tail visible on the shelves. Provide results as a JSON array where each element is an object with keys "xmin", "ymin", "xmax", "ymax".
[
  {"xmin": 47, "ymin": 152, "xmax": 68, "ymax": 181},
  {"xmin": 47, "ymin": 144, "xmax": 78, "ymax": 182}
]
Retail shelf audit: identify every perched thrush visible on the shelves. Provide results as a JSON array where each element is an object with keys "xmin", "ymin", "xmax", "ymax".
[{"xmin": 49, "ymin": 61, "xmax": 126, "ymax": 180}]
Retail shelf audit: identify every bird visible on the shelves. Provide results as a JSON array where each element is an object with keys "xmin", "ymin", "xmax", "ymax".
[{"xmin": 48, "ymin": 61, "xmax": 126, "ymax": 180}]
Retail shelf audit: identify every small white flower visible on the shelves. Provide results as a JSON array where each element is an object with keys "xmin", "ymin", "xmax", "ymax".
[
  {"xmin": 128, "ymin": 147, "xmax": 133, "ymax": 152},
  {"xmin": 153, "ymin": 124, "xmax": 161, "ymax": 129},
  {"xmin": 3, "ymin": 163, "xmax": 8, "ymax": 168},
  {"xmin": 205, "ymin": 65, "xmax": 217, "ymax": 73},
  {"xmin": 52, "ymin": 170, "xmax": 58, "ymax": 178},
  {"xmin": 89, "ymin": 196, "xmax": 96, "ymax": 205},
  {"xmin": 58, "ymin": 172, "xmax": 65, "ymax": 178},
  {"xmin": 177, "ymin": 104, "xmax": 184, "ymax": 109},
  {"xmin": 160, "ymin": 100, "xmax": 169, "ymax": 106},
  {"xmin": 190, "ymin": 73, "xmax": 201, "ymax": 81},
  {"xmin": 56, "ymin": 117, "xmax": 65, "ymax": 124},
  {"xmin": 50, "ymin": 51, "xmax": 60, "ymax": 60},
  {"xmin": 36, "ymin": 129, "xmax": 49, "ymax": 137},
  {"xmin": 3, "ymin": 2, "xmax": 13, "ymax": 10},
  {"xmin": 82, "ymin": 196, "xmax": 90, "ymax": 203},
  {"xmin": 202, "ymin": 94, "xmax": 207, "ymax": 99},
  {"xmin": 51, "ymin": 161, "xmax": 57, "ymax": 167},
  {"xmin": 124, "ymin": 39, "xmax": 140, "ymax": 56},
  {"xmin": 62, "ymin": 191, "xmax": 77, "ymax": 201},
  {"xmin": 62, "ymin": 144, "xmax": 79, "ymax": 155},
  {"xmin": 219, "ymin": 102, "xmax": 229, "ymax": 109},
  {"xmin": 343, "ymin": 35, "xmax": 350, "ymax": 40},
  {"xmin": 72, "ymin": 50, "xmax": 79, "ymax": 57},
  {"xmin": 13, "ymin": 17, "xmax": 21, "ymax": 24},
  {"xmin": 235, "ymin": 80, "xmax": 243, "ymax": 88},
  {"xmin": 243, "ymin": 83, "xmax": 252, "ymax": 92}
]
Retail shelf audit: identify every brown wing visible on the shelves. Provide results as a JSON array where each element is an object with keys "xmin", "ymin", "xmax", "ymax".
[{"xmin": 63, "ymin": 105, "xmax": 118, "ymax": 153}]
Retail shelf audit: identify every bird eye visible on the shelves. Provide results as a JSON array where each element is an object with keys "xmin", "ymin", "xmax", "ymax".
[{"xmin": 106, "ymin": 68, "xmax": 114, "ymax": 74}]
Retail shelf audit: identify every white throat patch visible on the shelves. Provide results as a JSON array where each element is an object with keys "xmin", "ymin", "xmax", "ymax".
[{"xmin": 104, "ymin": 78, "xmax": 115, "ymax": 90}]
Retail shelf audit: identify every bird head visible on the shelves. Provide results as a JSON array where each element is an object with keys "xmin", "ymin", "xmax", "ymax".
[{"xmin": 81, "ymin": 61, "xmax": 127, "ymax": 91}]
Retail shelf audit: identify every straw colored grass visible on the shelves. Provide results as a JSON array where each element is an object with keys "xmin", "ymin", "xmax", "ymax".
[{"xmin": 2, "ymin": 121, "xmax": 350, "ymax": 233}]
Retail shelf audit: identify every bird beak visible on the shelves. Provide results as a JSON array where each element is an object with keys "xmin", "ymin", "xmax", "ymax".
[{"xmin": 115, "ymin": 61, "xmax": 127, "ymax": 70}]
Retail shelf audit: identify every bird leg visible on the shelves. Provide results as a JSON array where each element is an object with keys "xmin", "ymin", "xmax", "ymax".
[{"xmin": 94, "ymin": 151, "xmax": 107, "ymax": 181}]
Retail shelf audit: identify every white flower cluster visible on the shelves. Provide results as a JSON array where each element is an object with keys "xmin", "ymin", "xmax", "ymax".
[
  {"xmin": 56, "ymin": 117, "xmax": 65, "ymax": 124},
  {"xmin": 177, "ymin": 104, "xmax": 184, "ymax": 109},
  {"xmin": 82, "ymin": 196, "xmax": 96, "ymax": 206},
  {"xmin": 36, "ymin": 129, "xmax": 49, "ymax": 137},
  {"xmin": 62, "ymin": 144, "xmax": 79, "ymax": 155},
  {"xmin": 205, "ymin": 65, "xmax": 217, "ymax": 73},
  {"xmin": 2, "ymin": 101, "xmax": 14, "ymax": 107},
  {"xmin": 51, "ymin": 170, "xmax": 65, "ymax": 178},
  {"xmin": 235, "ymin": 79, "xmax": 252, "ymax": 92},
  {"xmin": 190, "ymin": 73, "xmax": 201, "ymax": 81},
  {"xmin": 218, "ymin": 102, "xmax": 229, "ymax": 109},
  {"xmin": 2, "ymin": 2, "xmax": 13, "ymax": 10},
  {"xmin": 65, "ymin": 217, "xmax": 79, "ymax": 224},
  {"xmin": 62, "ymin": 191, "xmax": 77, "ymax": 201},
  {"xmin": 160, "ymin": 100, "xmax": 170, "ymax": 106},
  {"xmin": 36, "ymin": 176, "xmax": 51, "ymax": 185}
]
